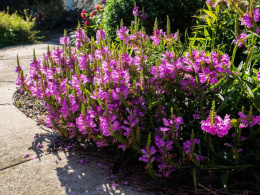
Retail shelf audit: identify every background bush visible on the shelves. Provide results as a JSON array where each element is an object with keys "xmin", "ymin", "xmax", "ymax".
[
  {"xmin": 0, "ymin": 0, "xmax": 80, "ymax": 31},
  {"xmin": 0, "ymin": 10, "xmax": 39, "ymax": 48},
  {"xmin": 102, "ymin": 0, "xmax": 206, "ymax": 38}
]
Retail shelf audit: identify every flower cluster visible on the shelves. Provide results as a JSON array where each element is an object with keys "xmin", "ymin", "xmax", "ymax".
[
  {"xmin": 15, "ymin": 5, "xmax": 260, "ymax": 180},
  {"xmin": 234, "ymin": 33, "xmax": 247, "ymax": 48},
  {"xmin": 240, "ymin": 9, "xmax": 260, "ymax": 29},
  {"xmin": 132, "ymin": 5, "xmax": 148, "ymax": 22},
  {"xmin": 201, "ymin": 114, "xmax": 231, "ymax": 138}
]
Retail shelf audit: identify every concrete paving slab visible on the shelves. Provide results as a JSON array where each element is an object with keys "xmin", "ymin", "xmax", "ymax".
[
  {"xmin": 0, "ymin": 152, "xmax": 151, "ymax": 195},
  {"xmin": 0, "ymin": 105, "xmax": 58, "ymax": 170},
  {"xmin": 0, "ymin": 82, "xmax": 16, "ymax": 104}
]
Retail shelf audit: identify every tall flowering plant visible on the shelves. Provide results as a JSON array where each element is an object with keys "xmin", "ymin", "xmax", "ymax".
[{"xmin": 16, "ymin": 4, "xmax": 260, "ymax": 190}]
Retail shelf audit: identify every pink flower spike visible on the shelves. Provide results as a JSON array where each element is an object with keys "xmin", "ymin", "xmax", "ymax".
[
  {"xmin": 24, "ymin": 153, "xmax": 29, "ymax": 158},
  {"xmin": 33, "ymin": 134, "xmax": 38, "ymax": 139}
]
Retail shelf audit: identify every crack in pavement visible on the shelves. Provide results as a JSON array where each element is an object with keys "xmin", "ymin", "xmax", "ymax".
[
  {"xmin": 0, "ymin": 103, "xmax": 12, "ymax": 106},
  {"xmin": 0, "ymin": 159, "xmax": 31, "ymax": 171},
  {"xmin": 0, "ymin": 81, "xmax": 15, "ymax": 83},
  {"xmin": 1, "ymin": 57, "xmax": 36, "ymax": 60},
  {"xmin": 0, "ymin": 150, "xmax": 53, "ymax": 172}
]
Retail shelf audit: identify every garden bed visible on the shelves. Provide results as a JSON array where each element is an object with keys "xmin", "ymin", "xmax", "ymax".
[{"xmin": 13, "ymin": 0, "xmax": 260, "ymax": 194}]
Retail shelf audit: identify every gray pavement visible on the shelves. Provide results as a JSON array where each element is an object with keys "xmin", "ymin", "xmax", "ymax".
[{"xmin": 0, "ymin": 37, "xmax": 152, "ymax": 195}]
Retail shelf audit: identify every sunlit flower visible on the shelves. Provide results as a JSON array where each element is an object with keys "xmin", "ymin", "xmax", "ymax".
[{"xmin": 81, "ymin": 10, "xmax": 86, "ymax": 19}]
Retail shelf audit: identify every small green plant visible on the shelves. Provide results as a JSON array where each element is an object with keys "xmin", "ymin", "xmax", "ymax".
[{"xmin": 0, "ymin": 9, "xmax": 40, "ymax": 48}]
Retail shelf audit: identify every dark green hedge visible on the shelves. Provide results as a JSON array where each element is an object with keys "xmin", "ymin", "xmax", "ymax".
[{"xmin": 103, "ymin": 0, "xmax": 205, "ymax": 38}]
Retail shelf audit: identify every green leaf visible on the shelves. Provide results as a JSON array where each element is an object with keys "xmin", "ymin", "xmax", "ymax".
[
  {"xmin": 205, "ymin": 16, "xmax": 213, "ymax": 29},
  {"xmin": 193, "ymin": 168, "xmax": 197, "ymax": 193},
  {"xmin": 245, "ymin": 83, "xmax": 260, "ymax": 111},
  {"xmin": 203, "ymin": 9, "xmax": 216, "ymax": 21},
  {"xmin": 148, "ymin": 101, "xmax": 160, "ymax": 110},
  {"xmin": 204, "ymin": 28, "xmax": 210, "ymax": 38},
  {"xmin": 245, "ymin": 83, "xmax": 255, "ymax": 98},
  {"xmin": 221, "ymin": 173, "xmax": 228, "ymax": 193},
  {"xmin": 217, "ymin": 87, "xmax": 236, "ymax": 112}
]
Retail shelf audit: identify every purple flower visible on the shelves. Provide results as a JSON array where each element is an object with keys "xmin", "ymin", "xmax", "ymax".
[
  {"xmin": 141, "ymin": 12, "xmax": 148, "ymax": 21},
  {"xmin": 24, "ymin": 153, "xmax": 29, "ymax": 158},
  {"xmin": 257, "ymin": 68, "xmax": 260, "ymax": 81},
  {"xmin": 60, "ymin": 36, "xmax": 70, "ymax": 45},
  {"xmin": 133, "ymin": 6, "xmax": 139, "ymax": 16},
  {"xmin": 37, "ymin": 144, "xmax": 43, "ymax": 148},
  {"xmin": 155, "ymin": 135, "xmax": 173, "ymax": 154},
  {"xmin": 78, "ymin": 54, "xmax": 89, "ymax": 71},
  {"xmin": 118, "ymin": 144, "xmax": 126, "ymax": 151},
  {"xmin": 123, "ymin": 181, "xmax": 129, "ymax": 186},
  {"xmin": 97, "ymin": 163, "xmax": 104, "ymax": 167},
  {"xmin": 252, "ymin": 115, "xmax": 260, "ymax": 125},
  {"xmin": 75, "ymin": 28, "xmax": 89, "ymax": 49},
  {"xmin": 201, "ymin": 114, "xmax": 231, "ymax": 137},
  {"xmin": 253, "ymin": 8, "xmax": 260, "ymax": 22},
  {"xmin": 240, "ymin": 12, "xmax": 253, "ymax": 28},
  {"xmin": 31, "ymin": 156, "xmax": 37, "ymax": 160},
  {"xmin": 224, "ymin": 143, "xmax": 233, "ymax": 147},
  {"xmin": 78, "ymin": 158, "xmax": 85, "ymax": 165},
  {"xmin": 76, "ymin": 113, "xmax": 96, "ymax": 135},
  {"xmin": 14, "ymin": 65, "xmax": 24, "ymax": 73},
  {"xmin": 116, "ymin": 27, "xmax": 130, "ymax": 43},
  {"xmin": 160, "ymin": 115, "xmax": 183, "ymax": 132},
  {"xmin": 198, "ymin": 68, "xmax": 218, "ymax": 84},
  {"xmin": 238, "ymin": 111, "xmax": 249, "ymax": 128},
  {"xmin": 139, "ymin": 145, "xmax": 156, "ymax": 163},
  {"xmin": 193, "ymin": 110, "xmax": 201, "ymax": 119},
  {"xmin": 112, "ymin": 182, "xmax": 117, "ymax": 189},
  {"xmin": 183, "ymin": 138, "xmax": 200, "ymax": 154},
  {"xmin": 96, "ymin": 30, "xmax": 106, "ymax": 44},
  {"xmin": 234, "ymin": 33, "xmax": 247, "ymax": 48},
  {"xmin": 150, "ymin": 35, "xmax": 161, "ymax": 46},
  {"xmin": 157, "ymin": 163, "xmax": 175, "ymax": 177},
  {"xmin": 206, "ymin": 0, "xmax": 215, "ymax": 8}
]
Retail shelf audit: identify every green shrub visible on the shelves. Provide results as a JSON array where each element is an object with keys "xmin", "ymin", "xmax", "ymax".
[
  {"xmin": 0, "ymin": 10, "xmax": 39, "ymax": 48},
  {"xmin": 102, "ymin": 0, "xmax": 205, "ymax": 38},
  {"xmin": 0, "ymin": 0, "xmax": 76, "ymax": 31}
]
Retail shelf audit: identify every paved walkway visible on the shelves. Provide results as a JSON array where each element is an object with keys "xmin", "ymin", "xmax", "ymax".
[{"xmin": 0, "ymin": 36, "xmax": 150, "ymax": 195}]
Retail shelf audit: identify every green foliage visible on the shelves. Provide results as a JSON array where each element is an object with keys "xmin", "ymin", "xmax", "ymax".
[
  {"xmin": 0, "ymin": 0, "xmax": 78, "ymax": 30},
  {"xmin": 102, "ymin": 0, "xmax": 206, "ymax": 38},
  {"xmin": 0, "ymin": 10, "xmax": 40, "ymax": 48},
  {"xmin": 192, "ymin": 0, "xmax": 260, "ymax": 69}
]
